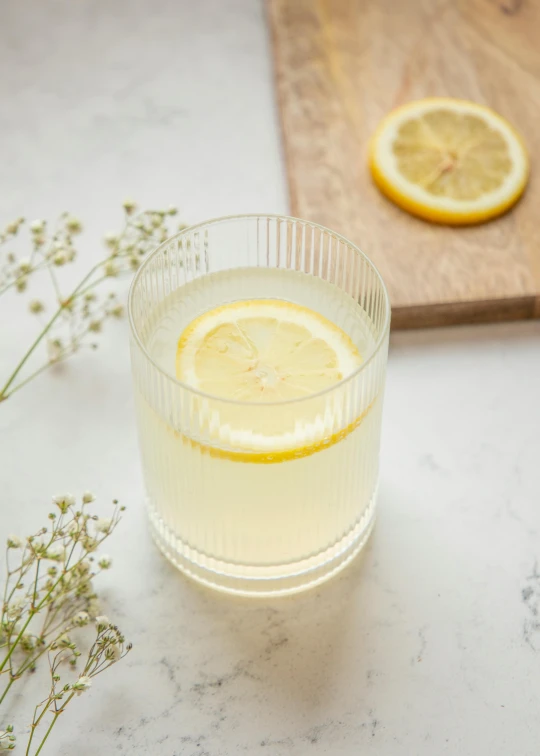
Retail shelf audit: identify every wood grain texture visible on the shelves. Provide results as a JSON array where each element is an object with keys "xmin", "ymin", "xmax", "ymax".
[{"xmin": 267, "ymin": 0, "xmax": 540, "ymax": 328}]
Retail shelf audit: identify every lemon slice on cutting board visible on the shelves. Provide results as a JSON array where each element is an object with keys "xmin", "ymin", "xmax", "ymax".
[
  {"xmin": 176, "ymin": 299, "xmax": 361, "ymax": 403},
  {"xmin": 369, "ymin": 98, "xmax": 529, "ymax": 225}
]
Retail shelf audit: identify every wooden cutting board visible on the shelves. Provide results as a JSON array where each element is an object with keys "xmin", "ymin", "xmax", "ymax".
[{"xmin": 267, "ymin": 0, "xmax": 540, "ymax": 328}]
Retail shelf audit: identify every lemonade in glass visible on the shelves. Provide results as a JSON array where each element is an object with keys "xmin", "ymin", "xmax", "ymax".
[{"xmin": 128, "ymin": 215, "xmax": 390, "ymax": 595}]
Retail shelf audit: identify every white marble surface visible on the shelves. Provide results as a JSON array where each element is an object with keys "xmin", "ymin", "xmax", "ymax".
[{"xmin": 1, "ymin": 1, "xmax": 540, "ymax": 754}]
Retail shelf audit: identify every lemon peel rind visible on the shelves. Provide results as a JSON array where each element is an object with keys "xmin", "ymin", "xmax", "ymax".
[{"xmin": 168, "ymin": 401, "xmax": 374, "ymax": 465}]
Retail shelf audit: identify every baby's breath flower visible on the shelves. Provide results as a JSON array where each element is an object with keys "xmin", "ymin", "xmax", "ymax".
[
  {"xmin": 167, "ymin": 205, "xmax": 178, "ymax": 216},
  {"xmin": 47, "ymin": 338, "xmax": 63, "ymax": 363},
  {"xmin": 73, "ymin": 611, "xmax": 90, "ymax": 627},
  {"xmin": 30, "ymin": 537, "xmax": 47, "ymax": 557},
  {"xmin": 82, "ymin": 536, "xmax": 98, "ymax": 552},
  {"xmin": 15, "ymin": 277, "xmax": 27, "ymax": 292},
  {"xmin": 122, "ymin": 198, "xmax": 137, "ymax": 214},
  {"xmin": 65, "ymin": 216, "xmax": 83, "ymax": 233},
  {"xmin": 83, "ymin": 292, "xmax": 97, "ymax": 303},
  {"xmin": 6, "ymin": 218, "xmax": 23, "ymax": 234},
  {"xmin": 7, "ymin": 598, "xmax": 25, "ymax": 620},
  {"xmin": 7, "ymin": 535, "xmax": 23, "ymax": 549},
  {"xmin": 110, "ymin": 304, "xmax": 124, "ymax": 318},
  {"xmin": 98, "ymin": 555, "xmax": 112, "ymax": 570},
  {"xmin": 82, "ymin": 491, "xmax": 95, "ymax": 504},
  {"xmin": 72, "ymin": 675, "xmax": 92, "ymax": 695},
  {"xmin": 95, "ymin": 615, "xmax": 109, "ymax": 631},
  {"xmin": 104, "ymin": 233, "xmax": 119, "ymax": 249},
  {"xmin": 66, "ymin": 520, "xmax": 80, "ymax": 536},
  {"xmin": 29, "ymin": 299, "xmax": 45, "ymax": 314},
  {"xmin": 105, "ymin": 644, "xmax": 122, "ymax": 661},
  {"xmin": 104, "ymin": 260, "xmax": 118, "ymax": 277},
  {"xmin": 21, "ymin": 634, "xmax": 36, "ymax": 652},
  {"xmin": 18, "ymin": 258, "xmax": 32, "ymax": 274},
  {"xmin": 87, "ymin": 597, "xmax": 101, "ymax": 617},
  {"xmin": 53, "ymin": 493, "xmax": 75, "ymax": 513},
  {"xmin": 30, "ymin": 219, "xmax": 45, "ymax": 234},
  {"xmin": 88, "ymin": 320, "xmax": 102, "ymax": 333},
  {"xmin": 56, "ymin": 634, "xmax": 72, "ymax": 648},
  {"xmin": 78, "ymin": 561, "xmax": 93, "ymax": 579},
  {"xmin": 95, "ymin": 518, "xmax": 112, "ymax": 534},
  {"xmin": 53, "ymin": 250, "xmax": 67, "ymax": 266},
  {"xmin": 46, "ymin": 543, "xmax": 64, "ymax": 561}
]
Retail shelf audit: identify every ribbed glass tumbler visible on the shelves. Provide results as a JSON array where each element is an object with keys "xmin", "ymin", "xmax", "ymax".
[{"xmin": 128, "ymin": 215, "xmax": 390, "ymax": 596}]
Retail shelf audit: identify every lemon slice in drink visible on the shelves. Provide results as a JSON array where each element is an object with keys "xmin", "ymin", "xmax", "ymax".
[
  {"xmin": 175, "ymin": 300, "xmax": 364, "ymax": 462},
  {"xmin": 176, "ymin": 299, "xmax": 361, "ymax": 402},
  {"xmin": 369, "ymin": 98, "xmax": 529, "ymax": 225}
]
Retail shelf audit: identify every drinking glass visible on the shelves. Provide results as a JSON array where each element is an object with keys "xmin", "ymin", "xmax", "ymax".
[{"xmin": 128, "ymin": 215, "xmax": 390, "ymax": 595}]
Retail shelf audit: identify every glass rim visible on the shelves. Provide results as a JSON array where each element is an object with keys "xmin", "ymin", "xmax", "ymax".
[{"xmin": 128, "ymin": 213, "xmax": 391, "ymax": 407}]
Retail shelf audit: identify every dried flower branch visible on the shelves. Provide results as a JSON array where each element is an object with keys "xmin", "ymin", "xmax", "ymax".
[
  {"xmin": 0, "ymin": 493, "xmax": 131, "ymax": 754},
  {"xmin": 0, "ymin": 201, "xmax": 182, "ymax": 402}
]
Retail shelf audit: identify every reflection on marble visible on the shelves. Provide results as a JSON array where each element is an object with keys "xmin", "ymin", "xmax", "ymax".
[{"xmin": 1, "ymin": 1, "xmax": 540, "ymax": 754}]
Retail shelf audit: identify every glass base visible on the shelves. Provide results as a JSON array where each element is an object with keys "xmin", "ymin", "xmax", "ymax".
[{"xmin": 147, "ymin": 490, "xmax": 377, "ymax": 597}]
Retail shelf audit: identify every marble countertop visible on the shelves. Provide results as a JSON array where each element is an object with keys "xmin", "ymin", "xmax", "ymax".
[{"xmin": 1, "ymin": 1, "xmax": 539, "ymax": 754}]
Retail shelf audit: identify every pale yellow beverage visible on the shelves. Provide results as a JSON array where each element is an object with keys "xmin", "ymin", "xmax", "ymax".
[{"xmin": 129, "ymin": 216, "xmax": 389, "ymax": 595}]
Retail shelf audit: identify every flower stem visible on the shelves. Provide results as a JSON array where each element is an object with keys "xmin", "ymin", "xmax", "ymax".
[
  {"xmin": 46, "ymin": 266, "xmax": 62, "ymax": 304},
  {"xmin": 0, "ymin": 259, "xmax": 103, "ymax": 401},
  {"xmin": 0, "ymin": 675, "xmax": 15, "ymax": 706},
  {"xmin": 33, "ymin": 712, "xmax": 59, "ymax": 756},
  {"xmin": 30, "ymin": 691, "xmax": 75, "ymax": 756},
  {"xmin": 0, "ymin": 360, "xmax": 61, "ymax": 401},
  {"xmin": 0, "ymin": 613, "xmax": 33, "ymax": 674},
  {"xmin": 74, "ymin": 275, "xmax": 109, "ymax": 300},
  {"xmin": 0, "ymin": 309, "xmax": 62, "ymax": 400},
  {"xmin": 25, "ymin": 702, "xmax": 52, "ymax": 756}
]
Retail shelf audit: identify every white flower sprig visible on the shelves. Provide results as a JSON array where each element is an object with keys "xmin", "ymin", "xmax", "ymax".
[
  {"xmin": 0, "ymin": 201, "xmax": 184, "ymax": 402},
  {"xmin": 25, "ymin": 618, "xmax": 131, "ymax": 755},
  {"xmin": 0, "ymin": 492, "xmax": 131, "ymax": 754}
]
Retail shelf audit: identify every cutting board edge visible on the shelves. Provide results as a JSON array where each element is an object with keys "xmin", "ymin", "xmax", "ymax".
[{"xmin": 391, "ymin": 295, "xmax": 540, "ymax": 330}]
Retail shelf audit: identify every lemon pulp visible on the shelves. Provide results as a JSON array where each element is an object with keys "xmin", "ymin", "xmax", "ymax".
[{"xmin": 176, "ymin": 299, "xmax": 362, "ymax": 403}]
